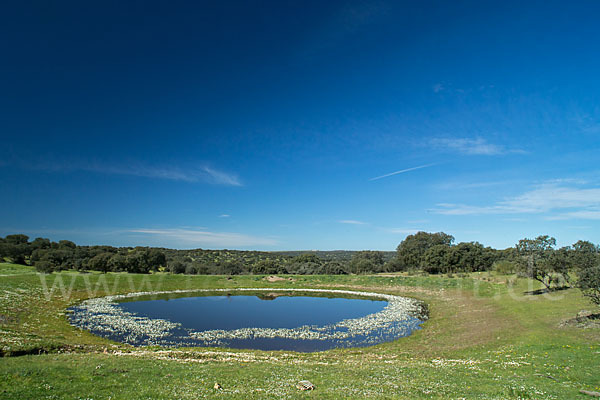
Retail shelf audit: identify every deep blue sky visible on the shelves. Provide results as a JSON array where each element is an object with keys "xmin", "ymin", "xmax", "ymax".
[{"xmin": 1, "ymin": 0, "xmax": 599, "ymax": 250}]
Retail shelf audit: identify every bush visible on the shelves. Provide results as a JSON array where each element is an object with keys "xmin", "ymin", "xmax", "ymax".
[
  {"xmin": 218, "ymin": 261, "xmax": 244, "ymax": 275},
  {"xmin": 251, "ymin": 259, "xmax": 283, "ymax": 275},
  {"xmin": 184, "ymin": 263, "xmax": 198, "ymax": 275},
  {"xmin": 169, "ymin": 261, "xmax": 186, "ymax": 274},
  {"xmin": 493, "ymin": 260, "xmax": 517, "ymax": 275},
  {"xmin": 350, "ymin": 251, "xmax": 384, "ymax": 274},
  {"xmin": 577, "ymin": 264, "xmax": 600, "ymax": 306},
  {"xmin": 286, "ymin": 262, "xmax": 321, "ymax": 275},
  {"xmin": 322, "ymin": 261, "xmax": 348, "ymax": 275},
  {"xmin": 34, "ymin": 260, "xmax": 55, "ymax": 273}
]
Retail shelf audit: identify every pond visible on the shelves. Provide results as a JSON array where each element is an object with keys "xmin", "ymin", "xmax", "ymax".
[{"xmin": 69, "ymin": 288, "xmax": 426, "ymax": 352}]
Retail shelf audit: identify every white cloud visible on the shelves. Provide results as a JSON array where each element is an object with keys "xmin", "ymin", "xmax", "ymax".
[
  {"xmin": 219, "ymin": 214, "xmax": 231, "ymax": 218},
  {"xmin": 338, "ymin": 220, "xmax": 367, "ymax": 225},
  {"xmin": 129, "ymin": 228, "xmax": 277, "ymax": 247},
  {"xmin": 26, "ymin": 160, "xmax": 242, "ymax": 186},
  {"xmin": 435, "ymin": 180, "xmax": 517, "ymax": 191},
  {"xmin": 91, "ymin": 164, "xmax": 242, "ymax": 186},
  {"xmin": 501, "ymin": 185, "xmax": 600, "ymax": 213},
  {"xmin": 546, "ymin": 210, "xmax": 600, "ymax": 220},
  {"xmin": 429, "ymin": 137, "xmax": 525, "ymax": 156},
  {"xmin": 433, "ymin": 203, "xmax": 497, "ymax": 215},
  {"xmin": 432, "ymin": 183, "xmax": 600, "ymax": 220},
  {"xmin": 200, "ymin": 166, "xmax": 242, "ymax": 186}
]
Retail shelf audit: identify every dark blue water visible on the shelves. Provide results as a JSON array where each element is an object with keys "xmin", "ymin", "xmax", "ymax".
[
  {"xmin": 118, "ymin": 294, "xmax": 386, "ymax": 331},
  {"xmin": 71, "ymin": 292, "xmax": 425, "ymax": 351}
]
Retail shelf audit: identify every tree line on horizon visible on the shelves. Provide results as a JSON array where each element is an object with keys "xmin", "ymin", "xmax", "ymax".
[{"xmin": 1, "ymin": 231, "xmax": 598, "ymax": 305}]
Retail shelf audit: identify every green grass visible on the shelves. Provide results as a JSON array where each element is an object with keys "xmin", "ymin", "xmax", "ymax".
[{"xmin": 1, "ymin": 263, "xmax": 599, "ymax": 399}]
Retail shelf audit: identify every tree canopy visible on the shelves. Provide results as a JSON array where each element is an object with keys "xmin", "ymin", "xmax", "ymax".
[{"xmin": 395, "ymin": 231, "xmax": 455, "ymax": 270}]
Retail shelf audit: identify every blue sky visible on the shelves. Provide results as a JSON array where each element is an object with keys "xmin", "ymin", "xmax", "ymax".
[{"xmin": 1, "ymin": 0, "xmax": 599, "ymax": 250}]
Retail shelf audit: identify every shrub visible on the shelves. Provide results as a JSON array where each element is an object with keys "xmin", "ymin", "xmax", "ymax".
[
  {"xmin": 251, "ymin": 259, "xmax": 283, "ymax": 275},
  {"xmin": 184, "ymin": 263, "xmax": 198, "ymax": 275},
  {"xmin": 577, "ymin": 264, "xmax": 600, "ymax": 306},
  {"xmin": 493, "ymin": 260, "xmax": 517, "ymax": 275},
  {"xmin": 169, "ymin": 261, "xmax": 186, "ymax": 274},
  {"xmin": 34, "ymin": 260, "xmax": 55, "ymax": 273},
  {"xmin": 322, "ymin": 261, "xmax": 348, "ymax": 275}
]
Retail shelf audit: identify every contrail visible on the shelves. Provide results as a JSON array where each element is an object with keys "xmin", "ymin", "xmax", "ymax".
[{"xmin": 369, "ymin": 163, "xmax": 436, "ymax": 181}]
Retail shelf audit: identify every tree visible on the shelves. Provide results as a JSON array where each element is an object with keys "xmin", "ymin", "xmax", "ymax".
[
  {"xmin": 395, "ymin": 232, "xmax": 454, "ymax": 271},
  {"xmin": 572, "ymin": 240, "xmax": 600, "ymax": 306},
  {"xmin": 169, "ymin": 260, "xmax": 187, "ymax": 274},
  {"xmin": 4, "ymin": 234, "xmax": 29, "ymax": 245},
  {"xmin": 58, "ymin": 240, "xmax": 77, "ymax": 250},
  {"xmin": 322, "ymin": 261, "xmax": 348, "ymax": 275},
  {"xmin": 350, "ymin": 251, "xmax": 384, "ymax": 274},
  {"xmin": 218, "ymin": 261, "xmax": 243, "ymax": 275},
  {"xmin": 288, "ymin": 261, "xmax": 322, "ymax": 275},
  {"xmin": 578, "ymin": 264, "xmax": 600, "ymax": 306},
  {"xmin": 516, "ymin": 235, "xmax": 568, "ymax": 290},
  {"xmin": 2, "ymin": 244, "xmax": 27, "ymax": 265},
  {"xmin": 546, "ymin": 247, "xmax": 572, "ymax": 287},
  {"xmin": 31, "ymin": 249, "xmax": 72, "ymax": 270},
  {"xmin": 1, "ymin": 234, "xmax": 31, "ymax": 264},
  {"xmin": 108, "ymin": 254, "xmax": 126, "ymax": 272},
  {"xmin": 146, "ymin": 248, "xmax": 167, "ymax": 271},
  {"xmin": 421, "ymin": 244, "xmax": 450, "ymax": 274},
  {"xmin": 445, "ymin": 242, "xmax": 497, "ymax": 272},
  {"xmin": 570, "ymin": 240, "xmax": 599, "ymax": 270},
  {"xmin": 34, "ymin": 260, "xmax": 56, "ymax": 273},
  {"xmin": 286, "ymin": 254, "xmax": 323, "ymax": 275},
  {"xmin": 125, "ymin": 251, "xmax": 149, "ymax": 273},
  {"xmin": 291, "ymin": 254, "xmax": 322, "ymax": 265},
  {"xmin": 251, "ymin": 259, "xmax": 283, "ymax": 275},
  {"xmin": 493, "ymin": 260, "xmax": 517, "ymax": 274},
  {"xmin": 89, "ymin": 253, "xmax": 112, "ymax": 273},
  {"xmin": 31, "ymin": 237, "xmax": 51, "ymax": 250}
]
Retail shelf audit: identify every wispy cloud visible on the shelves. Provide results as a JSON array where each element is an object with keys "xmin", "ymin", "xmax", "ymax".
[
  {"xmin": 546, "ymin": 210, "xmax": 600, "ymax": 220},
  {"xmin": 432, "ymin": 83, "xmax": 444, "ymax": 93},
  {"xmin": 384, "ymin": 228, "xmax": 420, "ymax": 234},
  {"xmin": 26, "ymin": 160, "xmax": 242, "ymax": 186},
  {"xmin": 573, "ymin": 111, "xmax": 600, "ymax": 135},
  {"xmin": 370, "ymin": 163, "xmax": 436, "ymax": 181},
  {"xmin": 129, "ymin": 228, "xmax": 277, "ymax": 248},
  {"xmin": 435, "ymin": 180, "xmax": 518, "ymax": 191},
  {"xmin": 338, "ymin": 220, "xmax": 368, "ymax": 225},
  {"xmin": 429, "ymin": 137, "xmax": 525, "ymax": 156},
  {"xmin": 219, "ymin": 214, "xmax": 231, "ymax": 218},
  {"xmin": 200, "ymin": 166, "xmax": 242, "ymax": 186},
  {"xmin": 432, "ymin": 183, "xmax": 600, "ymax": 220}
]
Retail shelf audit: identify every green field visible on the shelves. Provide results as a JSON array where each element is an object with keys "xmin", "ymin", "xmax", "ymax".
[{"xmin": 1, "ymin": 263, "xmax": 599, "ymax": 399}]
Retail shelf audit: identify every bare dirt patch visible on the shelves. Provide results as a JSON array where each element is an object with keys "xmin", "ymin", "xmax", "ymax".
[{"xmin": 264, "ymin": 276, "xmax": 295, "ymax": 283}]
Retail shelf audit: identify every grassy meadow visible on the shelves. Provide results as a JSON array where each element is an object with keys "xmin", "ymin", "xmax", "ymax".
[{"xmin": 1, "ymin": 263, "xmax": 599, "ymax": 399}]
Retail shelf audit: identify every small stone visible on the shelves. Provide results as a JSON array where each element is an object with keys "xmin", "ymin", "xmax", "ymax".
[
  {"xmin": 580, "ymin": 389, "xmax": 600, "ymax": 397},
  {"xmin": 297, "ymin": 380, "xmax": 315, "ymax": 390},
  {"xmin": 214, "ymin": 383, "xmax": 222, "ymax": 390}
]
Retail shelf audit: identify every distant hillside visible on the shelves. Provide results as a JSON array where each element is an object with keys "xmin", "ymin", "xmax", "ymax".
[
  {"xmin": 272, "ymin": 250, "xmax": 397, "ymax": 262},
  {"xmin": 2, "ymin": 232, "xmax": 523, "ymax": 276}
]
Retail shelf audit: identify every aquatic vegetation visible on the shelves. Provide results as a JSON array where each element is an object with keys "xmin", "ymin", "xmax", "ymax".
[{"xmin": 69, "ymin": 288, "xmax": 426, "ymax": 350}]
